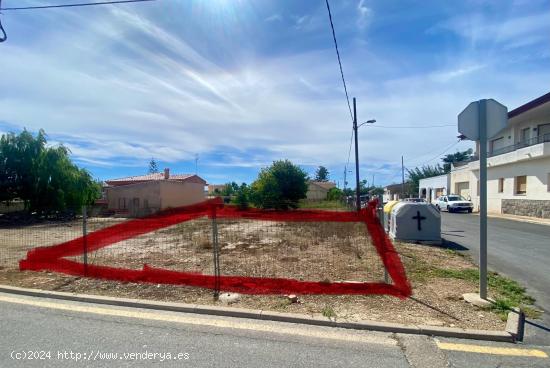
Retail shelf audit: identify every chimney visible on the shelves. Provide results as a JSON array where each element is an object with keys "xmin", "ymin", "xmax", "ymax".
[{"xmin": 164, "ymin": 168, "xmax": 170, "ymax": 179}]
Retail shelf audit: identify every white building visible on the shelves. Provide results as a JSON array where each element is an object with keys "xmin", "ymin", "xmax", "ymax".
[
  {"xmin": 418, "ymin": 174, "xmax": 451, "ymax": 204},
  {"xmin": 450, "ymin": 92, "xmax": 550, "ymax": 218}
]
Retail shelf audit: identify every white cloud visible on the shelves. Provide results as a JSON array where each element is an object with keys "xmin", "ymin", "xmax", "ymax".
[
  {"xmin": 357, "ymin": 0, "xmax": 373, "ymax": 30},
  {"xmin": 432, "ymin": 12, "xmax": 550, "ymax": 49},
  {"xmin": 265, "ymin": 14, "xmax": 282, "ymax": 22},
  {"xmin": 1, "ymin": 2, "xmax": 548, "ymax": 186},
  {"xmin": 430, "ymin": 64, "xmax": 487, "ymax": 83}
]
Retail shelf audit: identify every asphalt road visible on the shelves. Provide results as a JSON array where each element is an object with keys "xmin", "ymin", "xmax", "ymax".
[
  {"xmin": 1, "ymin": 293, "xmax": 549, "ymax": 367},
  {"xmin": 441, "ymin": 212, "xmax": 550, "ymax": 345}
]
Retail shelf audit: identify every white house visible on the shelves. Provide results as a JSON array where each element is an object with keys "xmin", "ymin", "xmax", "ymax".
[
  {"xmin": 449, "ymin": 92, "xmax": 550, "ymax": 218},
  {"xmin": 419, "ymin": 174, "xmax": 450, "ymax": 203}
]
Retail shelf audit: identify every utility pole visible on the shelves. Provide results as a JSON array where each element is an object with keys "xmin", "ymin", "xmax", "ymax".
[
  {"xmin": 353, "ymin": 98, "xmax": 360, "ymax": 212},
  {"xmin": 401, "ymin": 156, "xmax": 405, "ymax": 199}
]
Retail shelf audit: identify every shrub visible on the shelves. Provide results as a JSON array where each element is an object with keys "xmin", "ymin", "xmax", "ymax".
[{"xmin": 250, "ymin": 160, "xmax": 308, "ymax": 210}]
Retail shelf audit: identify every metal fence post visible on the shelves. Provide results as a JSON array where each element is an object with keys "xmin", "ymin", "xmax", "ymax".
[
  {"xmin": 376, "ymin": 197, "xmax": 391, "ymax": 284},
  {"xmin": 211, "ymin": 206, "xmax": 220, "ymax": 300},
  {"xmin": 82, "ymin": 205, "xmax": 88, "ymax": 277}
]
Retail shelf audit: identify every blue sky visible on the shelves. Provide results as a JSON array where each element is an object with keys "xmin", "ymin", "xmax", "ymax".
[{"xmin": 1, "ymin": 0, "xmax": 549, "ymax": 186}]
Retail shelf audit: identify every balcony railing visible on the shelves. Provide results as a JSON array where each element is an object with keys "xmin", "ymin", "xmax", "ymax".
[{"xmin": 469, "ymin": 133, "xmax": 550, "ymax": 161}]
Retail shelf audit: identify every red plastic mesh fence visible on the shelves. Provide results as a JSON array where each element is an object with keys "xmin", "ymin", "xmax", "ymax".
[{"xmin": 13, "ymin": 198, "xmax": 411, "ymax": 297}]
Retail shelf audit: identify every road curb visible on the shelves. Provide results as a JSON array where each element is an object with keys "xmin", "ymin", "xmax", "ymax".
[
  {"xmin": 505, "ymin": 307, "xmax": 525, "ymax": 342},
  {"xmin": 0, "ymin": 284, "xmax": 515, "ymax": 343}
]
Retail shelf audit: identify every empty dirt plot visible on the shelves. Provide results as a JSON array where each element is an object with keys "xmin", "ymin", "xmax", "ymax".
[
  {"xmin": 1, "ymin": 215, "xmax": 536, "ymax": 331},
  {"xmin": 84, "ymin": 218, "xmax": 386, "ymax": 283}
]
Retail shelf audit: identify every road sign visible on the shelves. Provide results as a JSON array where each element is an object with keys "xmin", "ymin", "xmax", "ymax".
[
  {"xmin": 458, "ymin": 99, "xmax": 508, "ymax": 140},
  {"xmin": 457, "ymin": 98, "xmax": 508, "ymax": 301}
]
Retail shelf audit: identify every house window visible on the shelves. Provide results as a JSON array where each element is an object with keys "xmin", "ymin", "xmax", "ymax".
[
  {"xmin": 498, "ymin": 178, "xmax": 504, "ymax": 193},
  {"xmin": 538, "ymin": 123, "xmax": 550, "ymax": 139},
  {"xmin": 477, "ymin": 180, "xmax": 480, "ymax": 196},
  {"xmin": 490, "ymin": 137, "xmax": 504, "ymax": 153},
  {"xmin": 515, "ymin": 176, "xmax": 527, "ymax": 195},
  {"xmin": 521, "ymin": 127, "xmax": 530, "ymax": 143}
]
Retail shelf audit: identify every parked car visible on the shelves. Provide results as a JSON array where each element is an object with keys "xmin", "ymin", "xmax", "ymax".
[{"xmin": 434, "ymin": 195, "xmax": 473, "ymax": 213}]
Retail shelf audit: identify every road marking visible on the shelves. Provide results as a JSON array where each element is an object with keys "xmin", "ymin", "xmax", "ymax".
[
  {"xmin": 0, "ymin": 294, "xmax": 393, "ymax": 346},
  {"xmin": 437, "ymin": 342, "xmax": 548, "ymax": 358}
]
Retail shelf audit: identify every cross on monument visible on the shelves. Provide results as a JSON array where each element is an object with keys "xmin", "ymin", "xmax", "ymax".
[{"xmin": 412, "ymin": 210, "xmax": 426, "ymax": 231}]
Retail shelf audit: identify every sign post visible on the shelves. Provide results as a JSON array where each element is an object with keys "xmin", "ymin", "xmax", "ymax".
[
  {"xmin": 478, "ymin": 100, "xmax": 488, "ymax": 299},
  {"xmin": 458, "ymin": 99, "xmax": 507, "ymax": 300}
]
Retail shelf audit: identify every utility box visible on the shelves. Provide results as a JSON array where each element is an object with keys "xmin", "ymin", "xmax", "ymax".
[
  {"xmin": 383, "ymin": 200, "xmax": 400, "ymax": 232},
  {"xmin": 389, "ymin": 202, "xmax": 441, "ymax": 244}
]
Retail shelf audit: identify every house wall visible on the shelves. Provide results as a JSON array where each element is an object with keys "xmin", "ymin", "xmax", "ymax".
[
  {"xmin": 467, "ymin": 156, "xmax": 550, "ymax": 215},
  {"xmin": 450, "ymin": 165, "xmax": 475, "ymax": 200},
  {"xmin": 105, "ymin": 180, "xmax": 206, "ymax": 216},
  {"xmin": 159, "ymin": 181, "xmax": 206, "ymax": 209},
  {"xmin": 105, "ymin": 181, "xmax": 161, "ymax": 216},
  {"xmin": 306, "ymin": 185, "xmax": 328, "ymax": 201},
  {"xmin": 419, "ymin": 174, "xmax": 450, "ymax": 203}
]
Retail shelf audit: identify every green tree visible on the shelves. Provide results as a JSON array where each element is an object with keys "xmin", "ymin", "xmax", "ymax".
[
  {"xmin": 232, "ymin": 183, "xmax": 250, "ymax": 210},
  {"xmin": 326, "ymin": 187, "xmax": 343, "ymax": 201},
  {"xmin": 314, "ymin": 166, "xmax": 329, "ymax": 182},
  {"xmin": 441, "ymin": 149, "xmax": 473, "ymax": 172},
  {"xmin": 250, "ymin": 160, "xmax": 308, "ymax": 209},
  {"xmin": 0, "ymin": 129, "xmax": 101, "ymax": 213},
  {"xmin": 148, "ymin": 158, "xmax": 159, "ymax": 174},
  {"xmin": 406, "ymin": 164, "xmax": 446, "ymax": 195},
  {"xmin": 369, "ymin": 186, "xmax": 384, "ymax": 196},
  {"xmin": 0, "ymin": 129, "xmax": 46, "ymax": 206},
  {"xmin": 220, "ymin": 181, "xmax": 239, "ymax": 196}
]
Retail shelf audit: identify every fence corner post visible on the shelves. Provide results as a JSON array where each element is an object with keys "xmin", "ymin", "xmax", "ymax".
[
  {"xmin": 82, "ymin": 205, "xmax": 88, "ymax": 277},
  {"xmin": 211, "ymin": 204, "xmax": 220, "ymax": 300}
]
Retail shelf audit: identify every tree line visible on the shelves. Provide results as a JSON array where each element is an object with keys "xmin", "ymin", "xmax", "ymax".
[
  {"xmin": 0, "ymin": 129, "xmax": 101, "ymax": 214},
  {"xmin": 406, "ymin": 149, "xmax": 473, "ymax": 194}
]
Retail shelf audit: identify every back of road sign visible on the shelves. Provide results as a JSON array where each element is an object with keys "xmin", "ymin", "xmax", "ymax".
[{"xmin": 458, "ymin": 99, "xmax": 508, "ymax": 140}]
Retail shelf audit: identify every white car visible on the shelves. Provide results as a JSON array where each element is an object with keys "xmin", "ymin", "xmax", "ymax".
[{"xmin": 435, "ymin": 195, "xmax": 473, "ymax": 213}]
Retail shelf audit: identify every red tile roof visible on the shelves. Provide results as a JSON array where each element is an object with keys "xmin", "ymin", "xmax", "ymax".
[{"xmin": 105, "ymin": 173, "xmax": 205, "ymax": 187}]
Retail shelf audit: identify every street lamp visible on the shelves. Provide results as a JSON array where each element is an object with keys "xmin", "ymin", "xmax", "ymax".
[
  {"xmin": 358, "ymin": 119, "xmax": 376, "ymax": 128},
  {"xmin": 352, "ymin": 97, "xmax": 375, "ymax": 211}
]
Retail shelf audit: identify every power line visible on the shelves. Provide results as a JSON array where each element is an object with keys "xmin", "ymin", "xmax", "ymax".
[
  {"xmin": 410, "ymin": 139, "xmax": 462, "ymax": 168},
  {"xmin": 324, "ymin": 0, "xmax": 353, "ymax": 121},
  {"xmin": 0, "ymin": 0, "xmax": 7, "ymax": 42},
  {"xmin": 325, "ymin": 0, "xmax": 355, "ymax": 189},
  {"xmin": 343, "ymin": 128, "xmax": 354, "ymax": 188},
  {"xmin": 0, "ymin": 0, "xmax": 155, "ymax": 11},
  {"xmin": 367, "ymin": 124, "xmax": 455, "ymax": 129}
]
